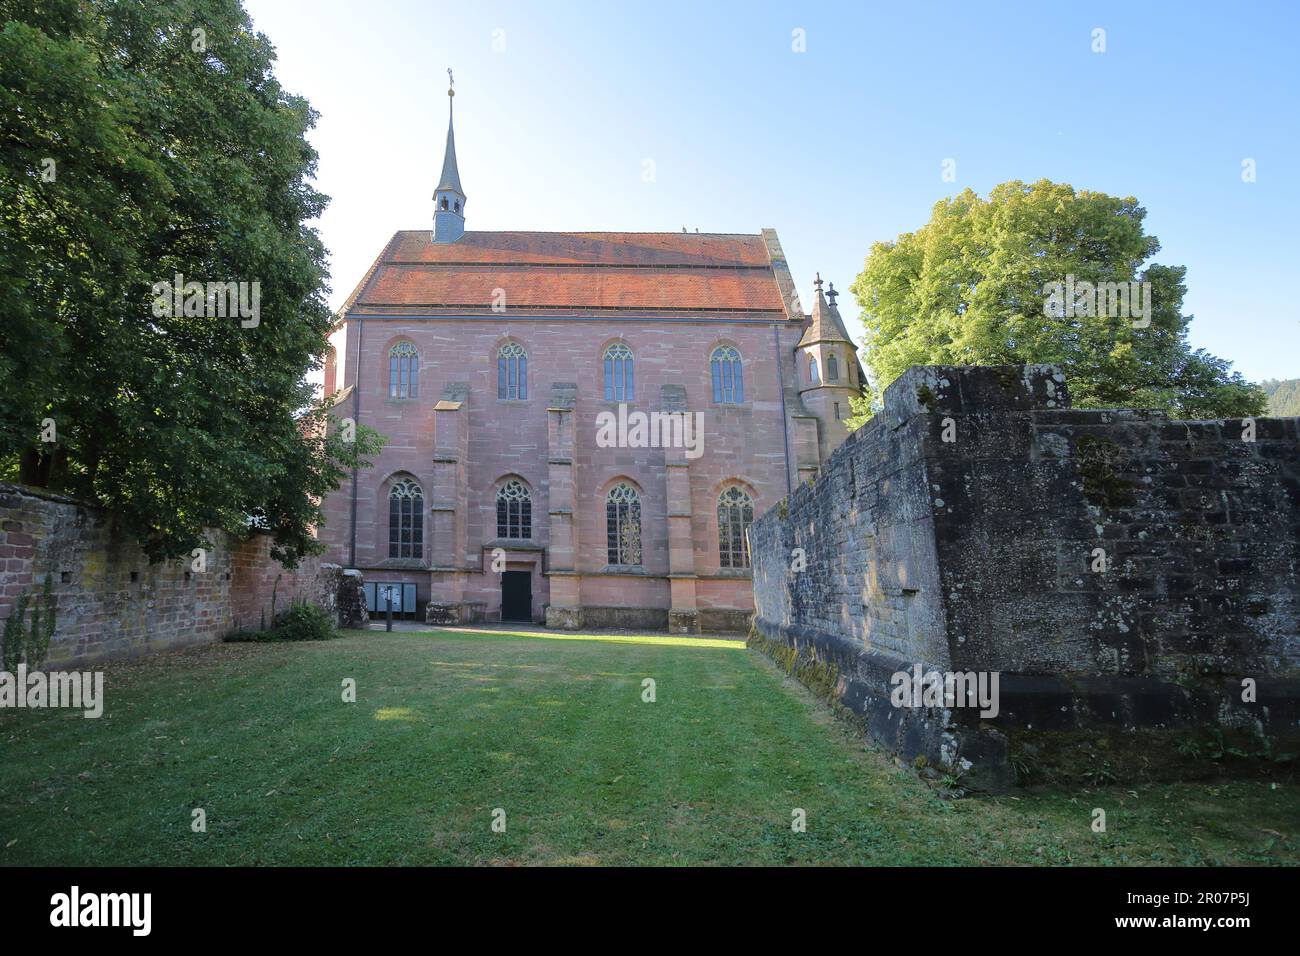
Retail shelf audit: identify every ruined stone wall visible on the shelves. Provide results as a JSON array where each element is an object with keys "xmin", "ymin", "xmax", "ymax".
[
  {"xmin": 0, "ymin": 483, "xmax": 358, "ymax": 668},
  {"xmin": 750, "ymin": 385, "xmax": 946, "ymax": 663},
  {"xmin": 749, "ymin": 365, "xmax": 1300, "ymax": 786}
]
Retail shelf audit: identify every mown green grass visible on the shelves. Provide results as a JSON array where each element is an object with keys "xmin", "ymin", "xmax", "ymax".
[{"xmin": 1, "ymin": 629, "xmax": 1296, "ymax": 866}]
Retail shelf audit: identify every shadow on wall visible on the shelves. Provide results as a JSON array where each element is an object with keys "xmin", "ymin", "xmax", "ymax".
[
  {"xmin": 747, "ymin": 365, "xmax": 1300, "ymax": 790},
  {"xmin": 0, "ymin": 482, "xmax": 368, "ymax": 668}
]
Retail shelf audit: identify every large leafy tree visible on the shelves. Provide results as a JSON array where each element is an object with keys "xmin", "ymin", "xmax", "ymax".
[
  {"xmin": 848, "ymin": 179, "xmax": 1264, "ymax": 423},
  {"xmin": 0, "ymin": 0, "xmax": 381, "ymax": 564}
]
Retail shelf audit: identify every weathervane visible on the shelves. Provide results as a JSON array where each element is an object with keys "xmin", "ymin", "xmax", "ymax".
[{"xmin": 447, "ymin": 68, "xmax": 454, "ymax": 97}]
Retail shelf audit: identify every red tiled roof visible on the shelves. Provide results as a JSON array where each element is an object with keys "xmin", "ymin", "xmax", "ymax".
[
  {"xmin": 386, "ymin": 231, "xmax": 773, "ymax": 267},
  {"xmin": 347, "ymin": 231, "xmax": 786, "ymax": 314}
]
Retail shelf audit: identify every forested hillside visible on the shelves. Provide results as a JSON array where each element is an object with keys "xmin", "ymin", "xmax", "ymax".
[{"xmin": 1260, "ymin": 379, "xmax": 1300, "ymax": 416}]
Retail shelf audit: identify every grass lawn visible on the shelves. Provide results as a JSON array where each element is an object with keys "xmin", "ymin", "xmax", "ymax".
[{"xmin": 1, "ymin": 628, "xmax": 1296, "ymax": 866}]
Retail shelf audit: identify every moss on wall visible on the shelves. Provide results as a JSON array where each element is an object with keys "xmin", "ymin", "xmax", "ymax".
[
  {"xmin": 1075, "ymin": 433, "xmax": 1136, "ymax": 507},
  {"xmin": 1008, "ymin": 725, "xmax": 1294, "ymax": 788},
  {"xmin": 747, "ymin": 630, "xmax": 842, "ymax": 705},
  {"xmin": 915, "ymin": 384, "xmax": 938, "ymax": 414}
]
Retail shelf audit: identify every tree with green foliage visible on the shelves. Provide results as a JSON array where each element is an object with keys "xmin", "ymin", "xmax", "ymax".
[
  {"xmin": 848, "ymin": 180, "xmax": 1264, "ymax": 424},
  {"xmin": 0, "ymin": 0, "xmax": 383, "ymax": 564}
]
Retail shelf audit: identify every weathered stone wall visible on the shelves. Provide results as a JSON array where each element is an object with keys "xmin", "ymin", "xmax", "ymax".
[
  {"xmin": 337, "ymin": 569, "xmax": 369, "ymax": 629},
  {"xmin": 749, "ymin": 365, "xmax": 1300, "ymax": 786},
  {"xmin": 0, "ymin": 483, "xmax": 362, "ymax": 668}
]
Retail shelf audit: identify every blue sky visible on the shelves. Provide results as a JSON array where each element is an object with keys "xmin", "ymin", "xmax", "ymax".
[{"xmin": 244, "ymin": 0, "xmax": 1298, "ymax": 381}]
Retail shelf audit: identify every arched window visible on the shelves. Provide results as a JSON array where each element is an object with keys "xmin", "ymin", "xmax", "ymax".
[
  {"xmin": 808, "ymin": 356, "xmax": 820, "ymax": 384},
  {"xmin": 498, "ymin": 342, "xmax": 527, "ymax": 400},
  {"xmin": 603, "ymin": 343, "xmax": 634, "ymax": 401},
  {"xmin": 496, "ymin": 479, "xmax": 532, "ymax": 539},
  {"xmin": 454, "ymin": 201, "xmax": 460, "ymax": 213},
  {"xmin": 389, "ymin": 341, "xmax": 419, "ymax": 399},
  {"xmin": 710, "ymin": 346, "xmax": 744, "ymax": 404},
  {"xmin": 827, "ymin": 353, "xmax": 839, "ymax": 381},
  {"xmin": 606, "ymin": 482, "xmax": 642, "ymax": 566},
  {"xmin": 441, "ymin": 197, "xmax": 448, "ymax": 210},
  {"xmin": 388, "ymin": 478, "xmax": 424, "ymax": 559},
  {"xmin": 718, "ymin": 486, "xmax": 754, "ymax": 569}
]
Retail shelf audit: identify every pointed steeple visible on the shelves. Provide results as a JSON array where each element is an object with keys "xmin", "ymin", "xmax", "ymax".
[
  {"xmin": 433, "ymin": 69, "xmax": 466, "ymax": 243},
  {"xmin": 796, "ymin": 274, "xmax": 858, "ymax": 452},
  {"xmin": 437, "ymin": 96, "xmax": 463, "ymax": 194},
  {"xmin": 797, "ymin": 273, "xmax": 853, "ymax": 348}
]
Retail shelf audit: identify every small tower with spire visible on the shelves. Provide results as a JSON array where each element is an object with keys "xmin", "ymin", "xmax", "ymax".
[
  {"xmin": 796, "ymin": 274, "xmax": 859, "ymax": 457},
  {"xmin": 433, "ymin": 69, "xmax": 466, "ymax": 243}
]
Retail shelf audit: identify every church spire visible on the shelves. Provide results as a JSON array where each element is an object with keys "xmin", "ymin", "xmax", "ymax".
[
  {"xmin": 798, "ymin": 272, "xmax": 853, "ymax": 348},
  {"xmin": 433, "ymin": 69, "xmax": 466, "ymax": 243}
]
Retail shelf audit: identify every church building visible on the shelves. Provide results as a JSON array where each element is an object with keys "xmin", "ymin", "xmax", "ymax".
[{"xmin": 319, "ymin": 81, "xmax": 861, "ymax": 633}]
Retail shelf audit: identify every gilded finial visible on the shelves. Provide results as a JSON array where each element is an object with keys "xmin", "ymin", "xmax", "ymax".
[{"xmin": 447, "ymin": 67, "xmax": 455, "ymax": 97}]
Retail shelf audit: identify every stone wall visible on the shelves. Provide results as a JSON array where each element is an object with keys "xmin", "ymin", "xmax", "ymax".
[
  {"xmin": 749, "ymin": 365, "xmax": 1300, "ymax": 787},
  {"xmin": 0, "ymin": 482, "xmax": 363, "ymax": 668}
]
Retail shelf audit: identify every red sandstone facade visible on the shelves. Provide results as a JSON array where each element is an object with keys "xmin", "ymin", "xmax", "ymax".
[{"xmin": 318, "ymin": 94, "xmax": 860, "ymax": 632}]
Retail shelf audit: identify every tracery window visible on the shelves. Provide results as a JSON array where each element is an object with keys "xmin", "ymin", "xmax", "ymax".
[
  {"xmin": 388, "ymin": 478, "xmax": 424, "ymax": 559},
  {"xmin": 496, "ymin": 480, "xmax": 532, "ymax": 539},
  {"xmin": 498, "ymin": 342, "xmax": 527, "ymax": 400},
  {"xmin": 389, "ymin": 341, "xmax": 419, "ymax": 399},
  {"xmin": 710, "ymin": 346, "xmax": 744, "ymax": 404},
  {"xmin": 606, "ymin": 483, "xmax": 642, "ymax": 566},
  {"xmin": 604, "ymin": 343, "xmax": 634, "ymax": 401},
  {"xmin": 717, "ymin": 486, "xmax": 754, "ymax": 569}
]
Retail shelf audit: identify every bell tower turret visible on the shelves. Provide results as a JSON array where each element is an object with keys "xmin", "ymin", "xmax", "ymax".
[
  {"xmin": 796, "ymin": 274, "xmax": 860, "ymax": 460},
  {"xmin": 433, "ymin": 69, "xmax": 466, "ymax": 243}
]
